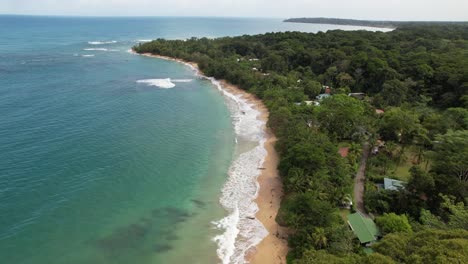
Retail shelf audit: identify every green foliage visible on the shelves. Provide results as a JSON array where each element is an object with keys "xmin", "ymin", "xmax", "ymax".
[
  {"xmin": 440, "ymin": 195, "xmax": 468, "ymax": 229},
  {"xmin": 278, "ymin": 192, "xmax": 344, "ymax": 257},
  {"xmin": 418, "ymin": 209, "xmax": 445, "ymax": 229},
  {"xmin": 373, "ymin": 229, "xmax": 468, "ymax": 264},
  {"xmin": 376, "ymin": 213, "xmax": 412, "ymax": 234},
  {"xmin": 432, "ymin": 130, "xmax": 468, "ymax": 198},
  {"xmin": 278, "ymin": 192, "xmax": 339, "ymax": 229},
  {"xmin": 407, "ymin": 166, "xmax": 434, "ymax": 194},
  {"xmin": 303, "ymin": 80, "xmax": 322, "ymax": 99},
  {"xmin": 374, "ymin": 79, "xmax": 408, "ymax": 107},
  {"xmin": 292, "ymin": 249, "xmax": 361, "ymax": 264},
  {"xmin": 132, "ymin": 26, "xmax": 468, "ymax": 263},
  {"xmin": 134, "ymin": 28, "xmax": 468, "ymax": 108},
  {"xmin": 316, "ymin": 94, "xmax": 373, "ymax": 140},
  {"xmin": 379, "ymin": 107, "xmax": 423, "ymax": 144},
  {"xmin": 372, "ymin": 232, "xmax": 411, "ymax": 262}
]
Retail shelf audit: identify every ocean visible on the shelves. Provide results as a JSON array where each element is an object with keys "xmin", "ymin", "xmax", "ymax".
[{"xmin": 0, "ymin": 15, "xmax": 390, "ymax": 264}]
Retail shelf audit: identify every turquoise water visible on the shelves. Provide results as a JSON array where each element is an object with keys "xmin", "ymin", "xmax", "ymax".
[{"xmin": 0, "ymin": 16, "xmax": 388, "ymax": 264}]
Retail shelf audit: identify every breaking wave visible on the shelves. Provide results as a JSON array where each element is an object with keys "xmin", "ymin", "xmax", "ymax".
[
  {"xmin": 133, "ymin": 53, "xmax": 269, "ymax": 263},
  {"xmin": 88, "ymin": 41, "xmax": 117, "ymax": 45},
  {"xmin": 172, "ymin": 79, "xmax": 193, "ymax": 83},
  {"xmin": 83, "ymin": 48, "xmax": 119, "ymax": 52},
  {"xmin": 209, "ymin": 78, "xmax": 268, "ymax": 264},
  {"xmin": 136, "ymin": 78, "xmax": 176, "ymax": 89}
]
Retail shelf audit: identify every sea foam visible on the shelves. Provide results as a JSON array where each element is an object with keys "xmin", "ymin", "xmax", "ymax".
[
  {"xmin": 172, "ymin": 79, "xmax": 193, "ymax": 83},
  {"xmin": 88, "ymin": 40, "xmax": 117, "ymax": 45},
  {"xmin": 83, "ymin": 48, "xmax": 108, "ymax": 51},
  {"xmin": 136, "ymin": 78, "xmax": 176, "ymax": 88},
  {"xmin": 83, "ymin": 48, "xmax": 119, "ymax": 52},
  {"xmin": 209, "ymin": 78, "xmax": 268, "ymax": 264}
]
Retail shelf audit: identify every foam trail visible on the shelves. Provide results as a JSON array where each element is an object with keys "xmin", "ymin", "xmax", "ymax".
[
  {"xmin": 172, "ymin": 79, "xmax": 193, "ymax": 83},
  {"xmin": 88, "ymin": 41, "xmax": 117, "ymax": 45},
  {"xmin": 84, "ymin": 48, "xmax": 108, "ymax": 51},
  {"xmin": 81, "ymin": 54, "xmax": 95, "ymax": 57},
  {"xmin": 136, "ymin": 78, "xmax": 175, "ymax": 88},
  {"xmin": 213, "ymin": 206, "xmax": 240, "ymax": 264},
  {"xmin": 207, "ymin": 78, "xmax": 268, "ymax": 264}
]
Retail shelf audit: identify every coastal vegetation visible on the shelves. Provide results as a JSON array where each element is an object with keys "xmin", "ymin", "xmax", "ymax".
[{"xmin": 134, "ymin": 25, "xmax": 468, "ymax": 263}]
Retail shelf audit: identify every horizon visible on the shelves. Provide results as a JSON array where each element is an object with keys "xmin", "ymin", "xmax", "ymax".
[
  {"xmin": 1, "ymin": 14, "xmax": 467, "ymax": 23},
  {"xmin": 1, "ymin": 0, "xmax": 467, "ymax": 21}
]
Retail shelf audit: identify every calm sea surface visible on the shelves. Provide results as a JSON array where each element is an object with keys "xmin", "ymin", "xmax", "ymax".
[{"xmin": 0, "ymin": 15, "xmax": 389, "ymax": 264}]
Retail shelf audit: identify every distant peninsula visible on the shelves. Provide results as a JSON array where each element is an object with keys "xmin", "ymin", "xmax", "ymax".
[{"xmin": 284, "ymin": 17, "xmax": 468, "ymax": 29}]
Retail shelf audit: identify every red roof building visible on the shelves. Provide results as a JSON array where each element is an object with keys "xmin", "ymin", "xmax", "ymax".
[{"xmin": 338, "ymin": 147, "xmax": 349, "ymax": 158}]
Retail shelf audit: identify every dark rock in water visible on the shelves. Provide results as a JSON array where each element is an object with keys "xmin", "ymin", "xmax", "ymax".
[
  {"xmin": 164, "ymin": 207, "xmax": 191, "ymax": 217},
  {"xmin": 151, "ymin": 207, "xmax": 193, "ymax": 223},
  {"xmin": 164, "ymin": 233, "xmax": 179, "ymax": 241},
  {"xmin": 151, "ymin": 208, "xmax": 163, "ymax": 217},
  {"xmin": 139, "ymin": 217, "xmax": 152, "ymax": 225},
  {"xmin": 190, "ymin": 199, "xmax": 206, "ymax": 208},
  {"xmin": 95, "ymin": 222, "xmax": 150, "ymax": 252},
  {"xmin": 154, "ymin": 244, "xmax": 173, "ymax": 253}
]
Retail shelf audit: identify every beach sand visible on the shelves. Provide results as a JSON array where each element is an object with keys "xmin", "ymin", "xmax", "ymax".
[
  {"xmin": 219, "ymin": 81, "xmax": 289, "ymax": 264},
  {"xmin": 137, "ymin": 52, "xmax": 288, "ymax": 263},
  {"xmin": 247, "ymin": 131, "xmax": 289, "ymax": 264}
]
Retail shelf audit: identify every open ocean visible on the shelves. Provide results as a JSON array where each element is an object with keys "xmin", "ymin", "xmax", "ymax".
[{"xmin": 0, "ymin": 15, "xmax": 390, "ymax": 264}]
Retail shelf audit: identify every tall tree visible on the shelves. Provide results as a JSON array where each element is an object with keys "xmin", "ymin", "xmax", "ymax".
[{"xmin": 432, "ymin": 130, "xmax": 468, "ymax": 198}]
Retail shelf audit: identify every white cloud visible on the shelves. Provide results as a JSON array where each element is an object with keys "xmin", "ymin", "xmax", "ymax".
[{"xmin": 1, "ymin": 0, "xmax": 467, "ymax": 21}]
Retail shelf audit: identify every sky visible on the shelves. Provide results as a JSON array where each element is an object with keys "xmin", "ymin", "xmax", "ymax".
[{"xmin": 1, "ymin": 0, "xmax": 467, "ymax": 21}]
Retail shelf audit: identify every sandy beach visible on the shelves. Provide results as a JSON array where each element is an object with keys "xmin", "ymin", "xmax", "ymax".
[
  {"xmin": 219, "ymin": 81, "xmax": 289, "ymax": 264},
  {"xmin": 136, "ymin": 51, "xmax": 288, "ymax": 263}
]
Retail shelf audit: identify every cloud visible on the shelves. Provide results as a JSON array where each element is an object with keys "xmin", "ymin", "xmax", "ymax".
[{"xmin": 1, "ymin": 0, "xmax": 467, "ymax": 21}]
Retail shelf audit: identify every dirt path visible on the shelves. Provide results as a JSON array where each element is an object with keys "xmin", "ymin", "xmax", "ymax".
[{"xmin": 354, "ymin": 142, "xmax": 370, "ymax": 217}]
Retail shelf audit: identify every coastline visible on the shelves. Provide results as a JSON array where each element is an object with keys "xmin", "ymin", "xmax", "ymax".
[
  {"xmin": 247, "ymin": 130, "xmax": 289, "ymax": 264},
  {"xmin": 135, "ymin": 51, "xmax": 288, "ymax": 263}
]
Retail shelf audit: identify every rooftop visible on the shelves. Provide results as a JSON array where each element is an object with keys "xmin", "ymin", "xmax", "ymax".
[
  {"xmin": 384, "ymin": 178, "xmax": 405, "ymax": 191},
  {"xmin": 338, "ymin": 147, "xmax": 349, "ymax": 158},
  {"xmin": 316, "ymin": 93, "xmax": 331, "ymax": 100},
  {"xmin": 347, "ymin": 212, "xmax": 380, "ymax": 244}
]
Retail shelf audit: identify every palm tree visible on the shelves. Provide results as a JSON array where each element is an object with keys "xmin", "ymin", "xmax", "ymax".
[
  {"xmin": 348, "ymin": 142, "xmax": 362, "ymax": 166},
  {"xmin": 312, "ymin": 227, "xmax": 328, "ymax": 249}
]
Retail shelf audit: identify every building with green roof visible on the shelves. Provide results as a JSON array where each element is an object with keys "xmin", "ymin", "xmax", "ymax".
[{"xmin": 346, "ymin": 212, "xmax": 380, "ymax": 245}]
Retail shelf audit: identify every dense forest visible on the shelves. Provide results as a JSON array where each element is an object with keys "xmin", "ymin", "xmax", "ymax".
[
  {"xmin": 134, "ymin": 25, "xmax": 468, "ymax": 263},
  {"xmin": 284, "ymin": 17, "xmax": 468, "ymax": 29}
]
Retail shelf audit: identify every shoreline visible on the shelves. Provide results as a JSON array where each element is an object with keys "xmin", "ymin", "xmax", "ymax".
[
  {"xmin": 135, "ymin": 51, "xmax": 288, "ymax": 263},
  {"xmin": 247, "ymin": 130, "xmax": 289, "ymax": 264}
]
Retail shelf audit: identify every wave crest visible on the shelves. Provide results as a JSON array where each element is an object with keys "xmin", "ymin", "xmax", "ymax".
[
  {"xmin": 172, "ymin": 79, "xmax": 193, "ymax": 83},
  {"xmin": 83, "ymin": 48, "xmax": 119, "ymax": 52},
  {"xmin": 136, "ymin": 78, "xmax": 176, "ymax": 89},
  {"xmin": 88, "ymin": 41, "xmax": 117, "ymax": 45},
  {"xmin": 209, "ymin": 78, "xmax": 268, "ymax": 264}
]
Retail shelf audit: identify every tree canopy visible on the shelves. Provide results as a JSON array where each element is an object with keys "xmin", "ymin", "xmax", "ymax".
[{"xmin": 134, "ymin": 25, "xmax": 468, "ymax": 263}]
